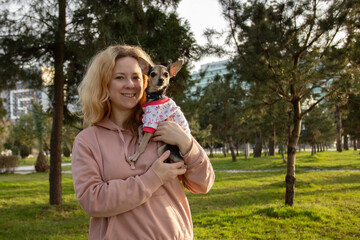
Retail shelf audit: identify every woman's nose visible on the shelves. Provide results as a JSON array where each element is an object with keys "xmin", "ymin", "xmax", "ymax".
[{"xmin": 124, "ymin": 77, "xmax": 135, "ymax": 88}]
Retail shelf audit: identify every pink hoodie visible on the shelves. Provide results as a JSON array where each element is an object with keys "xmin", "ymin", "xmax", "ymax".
[{"xmin": 72, "ymin": 118, "xmax": 215, "ymax": 240}]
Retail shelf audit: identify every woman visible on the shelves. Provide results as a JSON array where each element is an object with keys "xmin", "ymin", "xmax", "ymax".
[{"xmin": 72, "ymin": 45, "xmax": 215, "ymax": 240}]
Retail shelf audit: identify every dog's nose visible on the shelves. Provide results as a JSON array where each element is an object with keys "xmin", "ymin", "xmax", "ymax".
[{"xmin": 157, "ymin": 78, "xmax": 164, "ymax": 86}]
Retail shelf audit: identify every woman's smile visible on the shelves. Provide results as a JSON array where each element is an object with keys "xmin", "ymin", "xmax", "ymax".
[{"xmin": 121, "ymin": 93, "xmax": 137, "ymax": 98}]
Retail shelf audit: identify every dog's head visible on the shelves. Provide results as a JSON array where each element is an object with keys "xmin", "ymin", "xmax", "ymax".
[{"xmin": 138, "ymin": 58, "xmax": 183, "ymax": 93}]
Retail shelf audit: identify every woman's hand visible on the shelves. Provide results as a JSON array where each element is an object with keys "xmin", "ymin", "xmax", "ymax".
[
  {"xmin": 151, "ymin": 151, "xmax": 187, "ymax": 184},
  {"xmin": 152, "ymin": 120, "xmax": 192, "ymax": 155}
]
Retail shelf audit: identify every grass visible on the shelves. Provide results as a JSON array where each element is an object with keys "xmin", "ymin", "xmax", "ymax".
[
  {"xmin": 189, "ymin": 170, "xmax": 360, "ymax": 239},
  {"xmin": 210, "ymin": 150, "xmax": 360, "ymax": 170},
  {"xmin": 0, "ymin": 173, "xmax": 88, "ymax": 240},
  {"xmin": 0, "ymin": 150, "xmax": 359, "ymax": 239}
]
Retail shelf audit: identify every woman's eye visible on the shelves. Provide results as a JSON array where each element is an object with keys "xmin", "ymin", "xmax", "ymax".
[{"xmin": 115, "ymin": 76, "xmax": 124, "ymax": 80}]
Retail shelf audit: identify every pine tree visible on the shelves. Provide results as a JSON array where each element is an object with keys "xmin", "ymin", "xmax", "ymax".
[
  {"xmin": 211, "ymin": 0, "xmax": 357, "ymax": 205},
  {"xmin": 1, "ymin": 0, "xmax": 198, "ymax": 205}
]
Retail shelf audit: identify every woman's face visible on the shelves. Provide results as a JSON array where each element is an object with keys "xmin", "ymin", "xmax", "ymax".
[{"xmin": 108, "ymin": 56, "xmax": 144, "ymax": 114}]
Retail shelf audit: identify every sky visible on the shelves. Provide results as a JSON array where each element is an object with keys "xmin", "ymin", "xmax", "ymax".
[{"xmin": 176, "ymin": 0, "xmax": 229, "ymax": 71}]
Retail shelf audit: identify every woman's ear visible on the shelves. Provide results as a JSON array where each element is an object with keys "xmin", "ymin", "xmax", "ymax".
[{"xmin": 138, "ymin": 57, "xmax": 152, "ymax": 75}]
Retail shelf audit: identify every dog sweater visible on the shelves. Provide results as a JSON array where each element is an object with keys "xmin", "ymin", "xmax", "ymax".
[{"xmin": 142, "ymin": 97, "xmax": 191, "ymax": 135}]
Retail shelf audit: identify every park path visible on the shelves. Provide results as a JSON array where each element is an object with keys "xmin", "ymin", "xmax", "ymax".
[{"xmin": 9, "ymin": 163, "xmax": 72, "ymax": 174}]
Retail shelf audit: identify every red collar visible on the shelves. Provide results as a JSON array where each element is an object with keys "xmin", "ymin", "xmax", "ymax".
[{"xmin": 143, "ymin": 97, "xmax": 170, "ymax": 107}]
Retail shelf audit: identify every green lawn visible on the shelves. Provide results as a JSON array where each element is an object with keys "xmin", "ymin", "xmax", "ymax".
[
  {"xmin": 190, "ymin": 170, "xmax": 360, "ymax": 239},
  {"xmin": 1, "ymin": 150, "xmax": 359, "ymax": 239},
  {"xmin": 210, "ymin": 150, "xmax": 360, "ymax": 170},
  {"xmin": 0, "ymin": 173, "xmax": 88, "ymax": 240}
]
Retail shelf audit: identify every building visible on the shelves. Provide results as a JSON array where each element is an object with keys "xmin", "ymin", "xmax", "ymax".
[
  {"xmin": 189, "ymin": 59, "xmax": 230, "ymax": 95},
  {"xmin": 1, "ymin": 82, "xmax": 50, "ymax": 122},
  {"xmin": 1, "ymin": 66, "xmax": 53, "ymax": 122}
]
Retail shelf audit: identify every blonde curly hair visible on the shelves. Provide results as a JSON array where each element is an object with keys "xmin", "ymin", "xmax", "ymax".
[{"xmin": 78, "ymin": 45, "xmax": 153, "ymax": 133}]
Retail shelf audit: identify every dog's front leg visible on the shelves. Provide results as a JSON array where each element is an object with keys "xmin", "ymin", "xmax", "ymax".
[
  {"xmin": 157, "ymin": 142, "xmax": 167, "ymax": 157},
  {"xmin": 128, "ymin": 132, "xmax": 153, "ymax": 163},
  {"xmin": 137, "ymin": 125, "xmax": 144, "ymax": 144}
]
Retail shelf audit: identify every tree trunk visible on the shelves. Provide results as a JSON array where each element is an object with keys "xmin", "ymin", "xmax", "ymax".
[
  {"xmin": 311, "ymin": 144, "xmax": 315, "ymax": 156},
  {"xmin": 244, "ymin": 143, "xmax": 250, "ymax": 158},
  {"xmin": 285, "ymin": 99, "xmax": 302, "ymax": 206},
  {"xmin": 264, "ymin": 144, "xmax": 268, "ymax": 157},
  {"xmin": 354, "ymin": 139, "xmax": 357, "ymax": 151},
  {"xmin": 236, "ymin": 143, "xmax": 239, "ymax": 156},
  {"xmin": 129, "ymin": 0, "xmax": 146, "ymax": 31},
  {"xmin": 268, "ymin": 124, "xmax": 275, "ymax": 156},
  {"xmin": 222, "ymin": 141, "xmax": 226, "ymax": 157},
  {"xmin": 343, "ymin": 134, "xmax": 349, "ymax": 150},
  {"xmin": 335, "ymin": 105, "xmax": 343, "ymax": 152},
  {"xmin": 278, "ymin": 142, "xmax": 286, "ymax": 163},
  {"xmin": 209, "ymin": 143, "xmax": 214, "ymax": 157},
  {"xmin": 228, "ymin": 135, "xmax": 236, "ymax": 162},
  {"xmin": 281, "ymin": 151, "xmax": 286, "ymax": 163},
  {"xmin": 253, "ymin": 130, "xmax": 262, "ymax": 158},
  {"xmin": 49, "ymin": 0, "xmax": 66, "ymax": 205}
]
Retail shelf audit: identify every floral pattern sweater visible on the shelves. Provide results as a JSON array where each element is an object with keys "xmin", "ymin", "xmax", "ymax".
[{"xmin": 142, "ymin": 97, "xmax": 191, "ymax": 135}]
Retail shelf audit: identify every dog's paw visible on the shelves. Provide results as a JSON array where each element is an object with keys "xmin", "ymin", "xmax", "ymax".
[
  {"xmin": 128, "ymin": 154, "xmax": 139, "ymax": 162},
  {"xmin": 180, "ymin": 164, "xmax": 187, "ymax": 169}
]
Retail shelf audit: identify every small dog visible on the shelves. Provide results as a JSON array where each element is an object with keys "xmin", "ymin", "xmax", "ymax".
[{"xmin": 128, "ymin": 58, "xmax": 191, "ymax": 168}]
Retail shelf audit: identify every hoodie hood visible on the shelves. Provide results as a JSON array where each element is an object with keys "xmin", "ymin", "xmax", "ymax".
[{"xmin": 94, "ymin": 118, "xmax": 128, "ymax": 132}]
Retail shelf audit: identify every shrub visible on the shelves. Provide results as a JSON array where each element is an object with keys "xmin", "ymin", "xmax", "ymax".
[
  {"xmin": 20, "ymin": 145, "xmax": 31, "ymax": 159},
  {"xmin": 35, "ymin": 150, "xmax": 49, "ymax": 172},
  {"xmin": 12, "ymin": 146, "xmax": 19, "ymax": 156},
  {"xmin": 0, "ymin": 155, "xmax": 19, "ymax": 173},
  {"xmin": 63, "ymin": 146, "xmax": 71, "ymax": 157}
]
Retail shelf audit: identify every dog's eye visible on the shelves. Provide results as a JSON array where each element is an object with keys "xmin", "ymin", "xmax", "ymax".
[
  {"xmin": 150, "ymin": 72, "xmax": 156, "ymax": 78},
  {"xmin": 164, "ymin": 72, "xmax": 169, "ymax": 78}
]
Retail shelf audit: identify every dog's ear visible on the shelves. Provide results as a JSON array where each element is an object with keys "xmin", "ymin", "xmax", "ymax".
[
  {"xmin": 168, "ymin": 60, "xmax": 183, "ymax": 77},
  {"xmin": 138, "ymin": 57, "xmax": 152, "ymax": 75}
]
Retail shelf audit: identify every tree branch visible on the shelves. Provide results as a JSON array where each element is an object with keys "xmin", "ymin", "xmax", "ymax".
[
  {"xmin": 299, "ymin": 78, "xmax": 333, "ymax": 98},
  {"xmin": 227, "ymin": 1, "xmax": 247, "ymax": 64},
  {"xmin": 22, "ymin": 14, "xmax": 55, "ymax": 32},
  {"xmin": 301, "ymin": 88, "xmax": 337, "ymax": 117}
]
